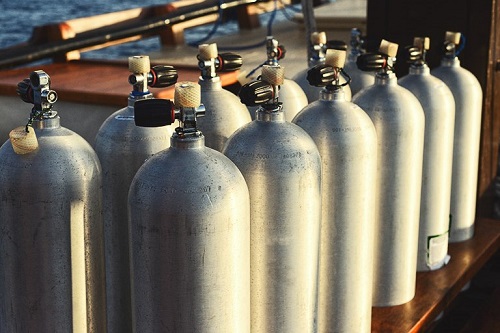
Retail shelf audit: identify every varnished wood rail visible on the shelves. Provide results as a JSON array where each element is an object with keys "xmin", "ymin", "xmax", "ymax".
[
  {"xmin": 0, "ymin": 0, "xmax": 292, "ymax": 68},
  {"xmin": 0, "ymin": 60, "xmax": 240, "ymax": 106}
]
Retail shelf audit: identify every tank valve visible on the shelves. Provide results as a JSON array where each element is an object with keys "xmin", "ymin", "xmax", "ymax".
[
  {"xmin": 239, "ymin": 36, "xmax": 286, "ymax": 85},
  {"xmin": 357, "ymin": 39, "xmax": 399, "ymax": 74},
  {"xmin": 127, "ymin": 55, "xmax": 178, "ymax": 95},
  {"xmin": 239, "ymin": 65, "xmax": 284, "ymax": 109},
  {"xmin": 198, "ymin": 43, "xmax": 242, "ymax": 79},
  {"xmin": 266, "ymin": 36, "xmax": 286, "ymax": 66},
  {"xmin": 404, "ymin": 37, "xmax": 430, "ymax": 65},
  {"xmin": 307, "ymin": 48, "xmax": 351, "ymax": 90},
  {"xmin": 17, "ymin": 70, "xmax": 58, "ymax": 126},
  {"xmin": 349, "ymin": 28, "xmax": 364, "ymax": 57},
  {"xmin": 442, "ymin": 31, "xmax": 463, "ymax": 59},
  {"xmin": 12, "ymin": 70, "xmax": 56, "ymax": 154},
  {"xmin": 134, "ymin": 82, "xmax": 205, "ymax": 136},
  {"xmin": 309, "ymin": 31, "xmax": 327, "ymax": 63}
]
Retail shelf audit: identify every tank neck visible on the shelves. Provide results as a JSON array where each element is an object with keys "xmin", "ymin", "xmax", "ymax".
[
  {"xmin": 256, "ymin": 105, "xmax": 285, "ymax": 122},
  {"xmin": 375, "ymin": 72, "xmax": 397, "ymax": 85},
  {"xmin": 171, "ymin": 132, "xmax": 205, "ymax": 149},
  {"xmin": 440, "ymin": 57, "xmax": 461, "ymax": 67},
  {"xmin": 128, "ymin": 92, "xmax": 153, "ymax": 107},
  {"xmin": 320, "ymin": 87, "xmax": 345, "ymax": 101},
  {"xmin": 308, "ymin": 57, "xmax": 324, "ymax": 68},
  {"xmin": 32, "ymin": 113, "xmax": 61, "ymax": 129},
  {"xmin": 409, "ymin": 63, "xmax": 430, "ymax": 75},
  {"xmin": 198, "ymin": 76, "xmax": 222, "ymax": 91}
]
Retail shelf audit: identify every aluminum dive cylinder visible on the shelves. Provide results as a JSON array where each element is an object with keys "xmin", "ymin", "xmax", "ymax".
[
  {"xmin": 292, "ymin": 32, "xmax": 352, "ymax": 103},
  {"xmin": 129, "ymin": 82, "xmax": 250, "ymax": 332},
  {"xmin": 343, "ymin": 28, "xmax": 375, "ymax": 97},
  {"xmin": 352, "ymin": 40, "xmax": 425, "ymax": 306},
  {"xmin": 224, "ymin": 65, "xmax": 321, "ymax": 333},
  {"xmin": 431, "ymin": 31, "xmax": 483, "ymax": 242},
  {"xmin": 93, "ymin": 55, "xmax": 177, "ymax": 333},
  {"xmin": 0, "ymin": 70, "xmax": 106, "ymax": 332},
  {"xmin": 196, "ymin": 43, "xmax": 251, "ymax": 151},
  {"xmin": 399, "ymin": 37, "xmax": 455, "ymax": 271},
  {"xmin": 244, "ymin": 36, "xmax": 308, "ymax": 121},
  {"xmin": 292, "ymin": 49, "xmax": 376, "ymax": 333}
]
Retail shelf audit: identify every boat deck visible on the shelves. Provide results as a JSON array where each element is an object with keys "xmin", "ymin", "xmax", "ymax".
[
  {"xmin": 0, "ymin": 60, "xmax": 239, "ymax": 106},
  {"xmin": 0, "ymin": 1, "xmax": 498, "ymax": 331},
  {"xmin": 373, "ymin": 218, "xmax": 500, "ymax": 332},
  {"xmin": 0, "ymin": 0, "xmax": 365, "ymax": 143}
]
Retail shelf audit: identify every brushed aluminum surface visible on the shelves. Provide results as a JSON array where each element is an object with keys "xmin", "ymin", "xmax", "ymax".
[
  {"xmin": 344, "ymin": 55, "xmax": 375, "ymax": 97},
  {"xmin": 352, "ymin": 73, "xmax": 425, "ymax": 306},
  {"xmin": 0, "ymin": 116, "xmax": 106, "ymax": 332},
  {"xmin": 293, "ymin": 88, "xmax": 376, "ymax": 333},
  {"xmin": 431, "ymin": 58, "xmax": 483, "ymax": 242},
  {"xmin": 196, "ymin": 77, "xmax": 251, "ymax": 152},
  {"xmin": 399, "ymin": 64, "xmax": 455, "ymax": 271},
  {"xmin": 94, "ymin": 95, "xmax": 172, "ymax": 333},
  {"xmin": 128, "ymin": 133, "xmax": 250, "ymax": 333},
  {"xmin": 223, "ymin": 107, "xmax": 321, "ymax": 333}
]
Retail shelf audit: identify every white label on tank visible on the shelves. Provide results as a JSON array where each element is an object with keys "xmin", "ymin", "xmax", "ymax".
[
  {"xmin": 427, "ymin": 232, "xmax": 449, "ymax": 268},
  {"xmin": 71, "ymin": 200, "xmax": 87, "ymax": 333},
  {"xmin": 115, "ymin": 115, "xmax": 135, "ymax": 121}
]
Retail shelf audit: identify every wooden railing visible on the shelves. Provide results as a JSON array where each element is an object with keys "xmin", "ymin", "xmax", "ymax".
[{"xmin": 0, "ymin": 0, "xmax": 291, "ymax": 68}]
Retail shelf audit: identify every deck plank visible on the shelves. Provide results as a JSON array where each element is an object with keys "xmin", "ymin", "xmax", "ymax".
[{"xmin": 371, "ymin": 218, "xmax": 500, "ymax": 333}]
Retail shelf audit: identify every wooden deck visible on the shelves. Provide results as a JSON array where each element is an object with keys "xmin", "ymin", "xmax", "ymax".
[
  {"xmin": 372, "ymin": 218, "xmax": 500, "ymax": 332},
  {"xmin": 0, "ymin": 60, "xmax": 239, "ymax": 107}
]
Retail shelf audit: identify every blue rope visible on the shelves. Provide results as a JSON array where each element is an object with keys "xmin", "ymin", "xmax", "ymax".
[
  {"xmin": 455, "ymin": 34, "xmax": 466, "ymax": 56},
  {"xmin": 187, "ymin": 0, "xmax": 224, "ymax": 47},
  {"xmin": 219, "ymin": 0, "xmax": 278, "ymax": 51},
  {"xmin": 185, "ymin": 0, "xmax": 301, "ymax": 52}
]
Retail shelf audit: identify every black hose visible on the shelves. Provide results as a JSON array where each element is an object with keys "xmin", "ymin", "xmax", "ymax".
[{"xmin": 0, "ymin": 0, "xmax": 267, "ymax": 69}]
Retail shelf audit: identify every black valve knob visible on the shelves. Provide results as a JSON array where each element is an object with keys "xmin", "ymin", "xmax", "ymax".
[
  {"xmin": 134, "ymin": 98, "xmax": 175, "ymax": 127},
  {"xmin": 307, "ymin": 64, "xmax": 335, "ymax": 87},
  {"xmin": 363, "ymin": 37, "xmax": 381, "ymax": 53},
  {"xmin": 216, "ymin": 53, "xmax": 243, "ymax": 72},
  {"xmin": 326, "ymin": 40, "xmax": 348, "ymax": 51},
  {"xmin": 356, "ymin": 53, "xmax": 387, "ymax": 71},
  {"xmin": 150, "ymin": 65, "xmax": 178, "ymax": 88},
  {"xmin": 239, "ymin": 80, "xmax": 274, "ymax": 106},
  {"xmin": 17, "ymin": 78, "xmax": 34, "ymax": 104}
]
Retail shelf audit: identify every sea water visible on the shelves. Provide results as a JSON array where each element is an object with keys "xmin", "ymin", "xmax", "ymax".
[{"xmin": 0, "ymin": 0, "xmax": 299, "ymax": 64}]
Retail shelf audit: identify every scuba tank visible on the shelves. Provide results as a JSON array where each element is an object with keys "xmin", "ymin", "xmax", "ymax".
[
  {"xmin": 292, "ymin": 49, "xmax": 376, "ymax": 333},
  {"xmin": 431, "ymin": 31, "xmax": 483, "ymax": 242},
  {"xmin": 343, "ymin": 28, "xmax": 375, "ymax": 97},
  {"xmin": 128, "ymin": 82, "xmax": 250, "ymax": 332},
  {"xmin": 292, "ymin": 31, "xmax": 352, "ymax": 103},
  {"xmin": 353, "ymin": 40, "xmax": 425, "ymax": 306},
  {"xmin": 399, "ymin": 37, "xmax": 455, "ymax": 271},
  {"xmin": 0, "ymin": 70, "xmax": 106, "ymax": 332},
  {"xmin": 223, "ymin": 65, "xmax": 321, "ymax": 333},
  {"xmin": 245, "ymin": 36, "xmax": 308, "ymax": 122},
  {"xmin": 93, "ymin": 55, "xmax": 177, "ymax": 333},
  {"xmin": 196, "ymin": 43, "xmax": 251, "ymax": 151}
]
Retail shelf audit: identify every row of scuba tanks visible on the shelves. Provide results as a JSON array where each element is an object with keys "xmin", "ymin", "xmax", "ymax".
[{"xmin": 0, "ymin": 28, "xmax": 482, "ymax": 333}]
